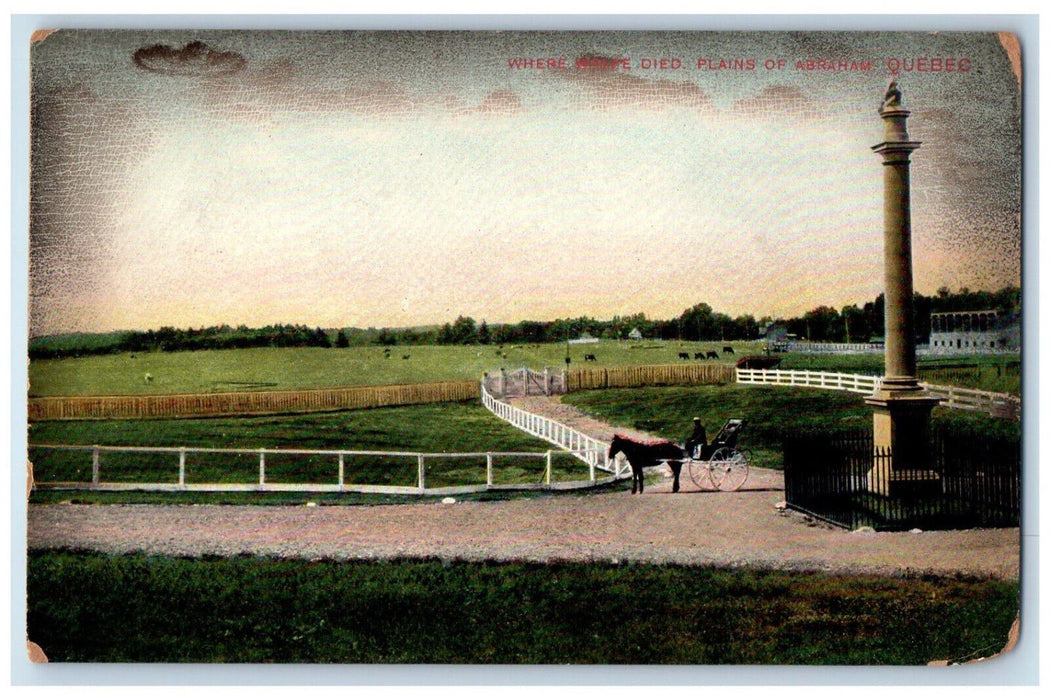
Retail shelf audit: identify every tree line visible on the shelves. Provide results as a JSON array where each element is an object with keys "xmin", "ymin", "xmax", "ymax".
[
  {"xmin": 29, "ymin": 285, "xmax": 1020, "ymax": 359},
  {"xmin": 29, "ymin": 324, "xmax": 333, "ymax": 359}
]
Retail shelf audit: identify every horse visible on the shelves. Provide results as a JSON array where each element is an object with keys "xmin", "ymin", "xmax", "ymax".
[
  {"xmin": 584, "ymin": 353, "xmax": 597, "ymax": 362},
  {"xmin": 705, "ymin": 351, "xmax": 719, "ymax": 360},
  {"xmin": 608, "ymin": 434, "xmax": 686, "ymax": 494},
  {"xmin": 722, "ymin": 345, "xmax": 735, "ymax": 354},
  {"xmin": 678, "ymin": 352, "xmax": 690, "ymax": 360}
]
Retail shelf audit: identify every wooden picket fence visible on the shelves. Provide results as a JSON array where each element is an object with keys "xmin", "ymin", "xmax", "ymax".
[
  {"xmin": 27, "ymin": 380, "xmax": 480, "ymax": 421},
  {"xmin": 569, "ymin": 363, "xmax": 735, "ymax": 391}
]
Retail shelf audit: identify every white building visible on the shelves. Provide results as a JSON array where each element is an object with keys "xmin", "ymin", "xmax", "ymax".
[
  {"xmin": 568, "ymin": 332, "xmax": 599, "ymax": 345},
  {"xmin": 928, "ymin": 309, "xmax": 1018, "ymax": 354}
]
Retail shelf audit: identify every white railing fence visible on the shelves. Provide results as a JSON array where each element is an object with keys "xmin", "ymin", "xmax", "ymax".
[
  {"xmin": 922, "ymin": 383, "xmax": 1021, "ymax": 420},
  {"xmin": 480, "ymin": 382, "xmax": 621, "ymax": 477},
  {"xmin": 735, "ymin": 368, "xmax": 882, "ymax": 395},
  {"xmin": 28, "ymin": 443, "xmax": 614, "ymax": 494},
  {"xmin": 735, "ymin": 368, "xmax": 1020, "ymax": 420}
]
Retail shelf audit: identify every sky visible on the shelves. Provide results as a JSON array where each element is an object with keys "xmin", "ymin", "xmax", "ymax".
[{"xmin": 28, "ymin": 30, "xmax": 1022, "ymax": 336}]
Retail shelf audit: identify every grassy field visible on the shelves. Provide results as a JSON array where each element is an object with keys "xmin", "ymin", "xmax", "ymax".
[
  {"xmin": 28, "ymin": 341, "xmax": 1020, "ymax": 397},
  {"xmin": 27, "ymin": 341, "xmax": 764, "ymax": 397},
  {"xmin": 30, "ymin": 383, "xmax": 1021, "ymax": 492},
  {"xmin": 28, "ymin": 402, "xmax": 594, "ymax": 492},
  {"xmin": 27, "ymin": 550, "xmax": 1018, "ymax": 664},
  {"xmin": 562, "ymin": 385, "xmax": 1021, "ymax": 470}
]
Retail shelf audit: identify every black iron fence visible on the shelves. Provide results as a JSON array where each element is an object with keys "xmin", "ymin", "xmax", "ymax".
[{"xmin": 783, "ymin": 428, "xmax": 1020, "ymax": 531}]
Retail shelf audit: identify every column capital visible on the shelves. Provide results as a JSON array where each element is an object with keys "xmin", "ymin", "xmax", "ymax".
[{"xmin": 872, "ymin": 139, "xmax": 922, "ymax": 163}]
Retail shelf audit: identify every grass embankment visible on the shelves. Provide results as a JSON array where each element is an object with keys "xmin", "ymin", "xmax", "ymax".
[
  {"xmin": 562, "ymin": 384, "xmax": 1021, "ymax": 470},
  {"xmin": 27, "ymin": 550, "xmax": 1018, "ymax": 664},
  {"xmin": 28, "ymin": 402, "xmax": 594, "ymax": 495}
]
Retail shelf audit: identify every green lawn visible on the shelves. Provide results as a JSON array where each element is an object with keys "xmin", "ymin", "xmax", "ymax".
[
  {"xmin": 562, "ymin": 384, "xmax": 1021, "ymax": 470},
  {"xmin": 28, "ymin": 402, "xmax": 595, "ymax": 491},
  {"xmin": 27, "ymin": 551, "xmax": 1019, "ymax": 664}
]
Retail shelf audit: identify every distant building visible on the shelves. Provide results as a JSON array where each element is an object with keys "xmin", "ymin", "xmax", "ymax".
[
  {"xmin": 928, "ymin": 309, "xmax": 1019, "ymax": 354},
  {"xmin": 627, "ymin": 328, "xmax": 643, "ymax": 341},
  {"xmin": 568, "ymin": 332, "xmax": 599, "ymax": 345},
  {"xmin": 764, "ymin": 324, "xmax": 794, "ymax": 353}
]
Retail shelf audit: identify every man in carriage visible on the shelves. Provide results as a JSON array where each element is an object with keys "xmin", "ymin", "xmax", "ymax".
[{"xmin": 684, "ymin": 417, "xmax": 708, "ymax": 460}]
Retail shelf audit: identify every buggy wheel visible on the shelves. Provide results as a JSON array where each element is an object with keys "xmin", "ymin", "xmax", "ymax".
[
  {"xmin": 718, "ymin": 449, "xmax": 750, "ymax": 492},
  {"xmin": 688, "ymin": 458, "xmax": 714, "ymax": 490},
  {"xmin": 708, "ymin": 447, "xmax": 736, "ymax": 489}
]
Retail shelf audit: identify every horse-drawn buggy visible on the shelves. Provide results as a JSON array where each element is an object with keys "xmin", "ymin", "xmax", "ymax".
[
  {"xmin": 608, "ymin": 419, "xmax": 751, "ymax": 494},
  {"xmin": 686, "ymin": 419, "xmax": 750, "ymax": 492}
]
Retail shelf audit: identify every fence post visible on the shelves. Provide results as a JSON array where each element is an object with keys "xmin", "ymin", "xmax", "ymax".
[
  {"xmin": 179, "ymin": 449, "xmax": 186, "ymax": 488},
  {"xmin": 486, "ymin": 453, "xmax": 493, "ymax": 486},
  {"xmin": 544, "ymin": 367, "xmax": 551, "ymax": 396},
  {"xmin": 545, "ymin": 451, "xmax": 552, "ymax": 487},
  {"xmin": 259, "ymin": 450, "xmax": 266, "ymax": 485},
  {"xmin": 92, "ymin": 446, "xmax": 100, "ymax": 486},
  {"xmin": 338, "ymin": 453, "xmax": 345, "ymax": 489},
  {"xmin": 418, "ymin": 454, "xmax": 426, "ymax": 492}
]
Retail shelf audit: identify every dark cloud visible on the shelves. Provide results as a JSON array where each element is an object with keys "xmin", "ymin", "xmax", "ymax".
[{"xmin": 133, "ymin": 40, "xmax": 246, "ymax": 77}]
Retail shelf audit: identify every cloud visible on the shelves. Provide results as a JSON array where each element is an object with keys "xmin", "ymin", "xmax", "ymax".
[
  {"xmin": 730, "ymin": 85, "xmax": 809, "ymax": 118},
  {"xmin": 562, "ymin": 54, "xmax": 713, "ymax": 111},
  {"xmin": 444, "ymin": 89, "xmax": 524, "ymax": 116},
  {"xmin": 133, "ymin": 40, "xmax": 246, "ymax": 78}
]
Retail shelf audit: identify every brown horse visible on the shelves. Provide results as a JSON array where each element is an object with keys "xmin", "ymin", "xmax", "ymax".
[{"xmin": 608, "ymin": 434, "xmax": 686, "ymax": 494}]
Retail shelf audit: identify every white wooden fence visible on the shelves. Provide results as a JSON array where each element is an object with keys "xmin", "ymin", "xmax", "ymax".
[
  {"xmin": 28, "ymin": 442, "xmax": 613, "ymax": 494},
  {"xmin": 735, "ymin": 368, "xmax": 882, "ymax": 394},
  {"xmin": 481, "ymin": 382, "xmax": 621, "ymax": 477},
  {"xmin": 735, "ymin": 368, "xmax": 1020, "ymax": 420},
  {"xmin": 921, "ymin": 383, "xmax": 1021, "ymax": 420}
]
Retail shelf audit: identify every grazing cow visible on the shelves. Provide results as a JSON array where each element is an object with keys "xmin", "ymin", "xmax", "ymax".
[
  {"xmin": 585, "ymin": 353, "xmax": 597, "ymax": 362},
  {"xmin": 722, "ymin": 346, "xmax": 735, "ymax": 354},
  {"xmin": 402, "ymin": 354, "xmax": 411, "ymax": 360},
  {"xmin": 678, "ymin": 352, "xmax": 690, "ymax": 360},
  {"xmin": 608, "ymin": 434, "xmax": 687, "ymax": 494},
  {"xmin": 144, "ymin": 373, "xmax": 153, "ymax": 383},
  {"xmin": 693, "ymin": 352, "xmax": 704, "ymax": 360},
  {"xmin": 706, "ymin": 351, "xmax": 719, "ymax": 360}
]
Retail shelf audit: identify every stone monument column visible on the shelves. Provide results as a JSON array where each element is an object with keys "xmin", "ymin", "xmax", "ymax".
[{"xmin": 866, "ymin": 80, "xmax": 940, "ymax": 497}]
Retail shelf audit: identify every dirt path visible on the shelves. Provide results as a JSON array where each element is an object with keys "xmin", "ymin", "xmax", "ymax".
[
  {"xmin": 27, "ymin": 394, "xmax": 1019, "ymax": 581},
  {"xmin": 508, "ymin": 393, "xmax": 662, "ymax": 444}
]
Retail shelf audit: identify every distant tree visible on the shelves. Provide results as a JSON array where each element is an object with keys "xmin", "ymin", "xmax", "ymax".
[
  {"xmin": 313, "ymin": 327, "xmax": 332, "ymax": 348},
  {"xmin": 450, "ymin": 316, "xmax": 478, "ymax": 344},
  {"xmin": 678, "ymin": 303, "xmax": 715, "ymax": 341},
  {"xmin": 335, "ymin": 329, "xmax": 350, "ymax": 348},
  {"xmin": 802, "ymin": 305, "xmax": 842, "ymax": 342},
  {"xmin": 477, "ymin": 320, "xmax": 491, "ymax": 345}
]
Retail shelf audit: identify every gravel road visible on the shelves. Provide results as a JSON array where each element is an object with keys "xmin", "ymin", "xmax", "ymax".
[{"xmin": 27, "ymin": 471, "xmax": 1020, "ymax": 580}]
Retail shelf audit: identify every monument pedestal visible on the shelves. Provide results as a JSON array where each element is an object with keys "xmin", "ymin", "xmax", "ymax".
[{"xmin": 866, "ymin": 379, "xmax": 941, "ymax": 498}]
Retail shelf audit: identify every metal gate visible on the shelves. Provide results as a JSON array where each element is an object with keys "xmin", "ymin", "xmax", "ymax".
[{"xmin": 482, "ymin": 368, "xmax": 567, "ymax": 398}]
